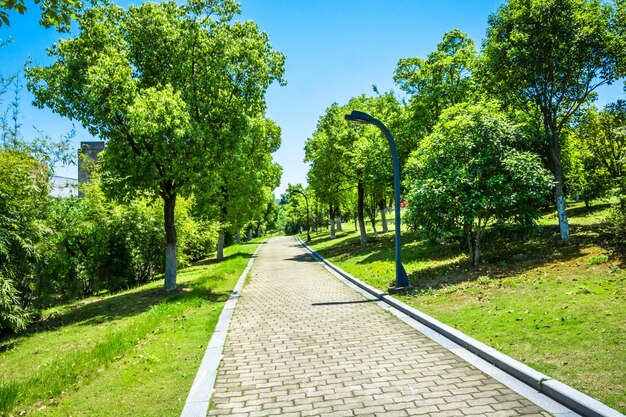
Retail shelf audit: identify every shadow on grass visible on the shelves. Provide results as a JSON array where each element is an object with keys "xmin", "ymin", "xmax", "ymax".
[
  {"xmin": 309, "ymin": 221, "xmax": 619, "ymax": 292},
  {"xmin": 192, "ymin": 251, "xmax": 255, "ymax": 266},
  {"xmin": 0, "ymin": 253, "xmax": 248, "ymax": 348},
  {"xmin": 565, "ymin": 202, "xmax": 612, "ymax": 218}
]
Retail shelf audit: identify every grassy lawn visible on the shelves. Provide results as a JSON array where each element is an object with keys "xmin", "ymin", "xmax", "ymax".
[
  {"xmin": 0, "ymin": 240, "xmax": 261, "ymax": 417},
  {"xmin": 306, "ymin": 202, "xmax": 626, "ymax": 413}
]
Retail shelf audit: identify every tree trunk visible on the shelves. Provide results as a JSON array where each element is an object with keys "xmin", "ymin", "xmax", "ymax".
[
  {"xmin": 547, "ymin": 124, "xmax": 571, "ymax": 241},
  {"xmin": 464, "ymin": 221, "xmax": 474, "ymax": 265},
  {"xmin": 473, "ymin": 219, "xmax": 482, "ymax": 266},
  {"xmin": 370, "ymin": 215, "xmax": 378, "ymax": 238},
  {"xmin": 336, "ymin": 207, "xmax": 343, "ymax": 232},
  {"xmin": 236, "ymin": 230, "xmax": 241, "ymax": 244},
  {"xmin": 329, "ymin": 203, "xmax": 336, "ymax": 239},
  {"xmin": 555, "ymin": 176, "xmax": 570, "ymax": 241},
  {"xmin": 248, "ymin": 228, "xmax": 253, "ymax": 241},
  {"xmin": 163, "ymin": 193, "xmax": 177, "ymax": 291},
  {"xmin": 357, "ymin": 181, "xmax": 367, "ymax": 245},
  {"xmin": 256, "ymin": 225, "xmax": 261, "ymax": 237},
  {"xmin": 378, "ymin": 199, "xmax": 388, "ymax": 233},
  {"xmin": 217, "ymin": 232, "xmax": 225, "ymax": 261}
]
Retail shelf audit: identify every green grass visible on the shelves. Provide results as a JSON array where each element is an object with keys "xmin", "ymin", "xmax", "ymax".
[
  {"xmin": 0, "ymin": 240, "xmax": 261, "ymax": 416},
  {"xmin": 306, "ymin": 202, "xmax": 626, "ymax": 413}
]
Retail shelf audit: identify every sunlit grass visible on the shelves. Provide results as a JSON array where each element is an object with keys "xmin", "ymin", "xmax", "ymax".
[
  {"xmin": 0, "ymin": 240, "xmax": 260, "ymax": 416},
  {"xmin": 307, "ymin": 202, "xmax": 625, "ymax": 413}
]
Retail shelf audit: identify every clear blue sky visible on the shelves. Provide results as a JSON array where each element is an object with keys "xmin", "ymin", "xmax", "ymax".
[{"xmin": 1, "ymin": 0, "xmax": 623, "ymax": 196}]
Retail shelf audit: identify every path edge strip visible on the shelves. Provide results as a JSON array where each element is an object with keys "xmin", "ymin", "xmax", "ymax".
[
  {"xmin": 180, "ymin": 240, "xmax": 266, "ymax": 417},
  {"xmin": 297, "ymin": 237, "xmax": 624, "ymax": 417}
]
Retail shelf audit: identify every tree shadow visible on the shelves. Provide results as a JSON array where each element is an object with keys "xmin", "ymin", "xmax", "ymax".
[
  {"xmin": 192, "ymin": 251, "xmax": 256, "ymax": 266},
  {"xmin": 310, "ymin": 220, "xmax": 621, "ymax": 293},
  {"xmin": 0, "ymin": 268, "xmax": 233, "ymax": 350},
  {"xmin": 565, "ymin": 202, "xmax": 612, "ymax": 219},
  {"xmin": 285, "ymin": 253, "xmax": 317, "ymax": 263}
]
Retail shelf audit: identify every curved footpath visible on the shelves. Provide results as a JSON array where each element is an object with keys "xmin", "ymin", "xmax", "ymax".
[{"xmin": 197, "ymin": 236, "xmax": 582, "ymax": 417}]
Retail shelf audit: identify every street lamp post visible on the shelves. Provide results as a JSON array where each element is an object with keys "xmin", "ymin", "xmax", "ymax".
[
  {"xmin": 345, "ymin": 110, "xmax": 410, "ymax": 291},
  {"xmin": 292, "ymin": 188, "xmax": 311, "ymax": 242}
]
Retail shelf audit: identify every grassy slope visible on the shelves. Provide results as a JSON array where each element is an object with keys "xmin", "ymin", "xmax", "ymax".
[
  {"xmin": 0, "ymin": 241, "xmax": 260, "ymax": 417},
  {"xmin": 308, "ymin": 203, "xmax": 626, "ymax": 413}
]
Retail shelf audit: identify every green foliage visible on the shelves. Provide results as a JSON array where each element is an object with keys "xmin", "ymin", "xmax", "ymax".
[
  {"xmin": 0, "ymin": 240, "xmax": 258, "ymax": 416},
  {"xmin": 0, "ymin": 149, "xmax": 49, "ymax": 331},
  {"xmin": 0, "ymin": 0, "xmax": 82, "ymax": 31},
  {"xmin": 481, "ymin": 0, "xmax": 623, "ymax": 241},
  {"xmin": 304, "ymin": 91, "xmax": 404, "ymax": 242},
  {"xmin": 477, "ymin": 275, "xmax": 491, "ymax": 285},
  {"xmin": 573, "ymin": 101, "xmax": 626, "ymax": 203},
  {"xmin": 36, "ymin": 176, "xmax": 217, "ymax": 306},
  {"xmin": 0, "ymin": 276, "xmax": 30, "ymax": 332},
  {"xmin": 607, "ymin": 207, "xmax": 626, "ymax": 245},
  {"xmin": 27, "ymin": 0, "xmax": 285, "ymax": 289},
  {"xmin": 395, "ymin": 29, "xmax": 477, "ymax": 139},
  {"xmin": 587, "ymin": 254, "xmax": 609, "ymax": 265},
  {"xmin": 404, "ymin": 101, "xmax": 553, "ymax": 265}
]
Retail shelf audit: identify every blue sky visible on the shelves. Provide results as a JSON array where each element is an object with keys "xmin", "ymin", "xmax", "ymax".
[{"xmin": 1, "ymin": 0, "xmax": 623, "ymax": 196}]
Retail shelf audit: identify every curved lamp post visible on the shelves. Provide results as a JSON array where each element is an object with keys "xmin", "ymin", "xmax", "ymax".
[
  {"xmin": 345, "ymin": 110, "xmax": 410, "ymax": 291},
  {"xmin": 292, "ymin": 188, "xmax": 311, "ymax": 242}
]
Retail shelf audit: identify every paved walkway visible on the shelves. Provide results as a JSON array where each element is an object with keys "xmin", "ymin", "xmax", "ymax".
[{"xmin": 207, "ymin": 236, "xmax": 552, "ymax": 417}]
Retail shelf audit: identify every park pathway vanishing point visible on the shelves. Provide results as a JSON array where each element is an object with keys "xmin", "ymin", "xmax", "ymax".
[{"xmin": 206, "ymin": 236, "xmax": 562, "ymax": 417}]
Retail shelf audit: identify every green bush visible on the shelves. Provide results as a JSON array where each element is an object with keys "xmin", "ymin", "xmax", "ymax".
[
  {"xmin": 0, "ymin": 150, "xmax": 50, "ymax": 331},
  {"xmin": 35, "ymin": 178, "xmax": 217, "ymax": 308}
]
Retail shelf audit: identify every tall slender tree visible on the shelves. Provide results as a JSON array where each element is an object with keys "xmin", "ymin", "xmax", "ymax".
[{"xmin": 482, "ymin": 0, "xmax": 623, "ymax": 240}]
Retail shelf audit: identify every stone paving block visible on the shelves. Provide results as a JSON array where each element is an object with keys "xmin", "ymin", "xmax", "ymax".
[{"xmin": 206, "ymin": 237, "xmax": 557, "ymax": 417}]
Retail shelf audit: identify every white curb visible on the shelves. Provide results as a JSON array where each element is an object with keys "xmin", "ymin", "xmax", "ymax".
[
  {"xmin": 180, "ymin": 241, "xmax": 265, "ymax": 417},
  {"xmin": 297, "ymin": 236, "xmax": 624, "ymax": 417}
]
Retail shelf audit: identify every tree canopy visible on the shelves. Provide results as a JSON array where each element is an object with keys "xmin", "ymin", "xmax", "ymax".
[
  {"xmin": 481, "ymin": 0, "xmax": 624, "ymax": 240},
  {"xmin": 404, "ymin": 102, "xmax": 553, "ymax": 265},
  {"xmin": 27, "ymin": 0, "xmax": 285, "ymax": 291}
]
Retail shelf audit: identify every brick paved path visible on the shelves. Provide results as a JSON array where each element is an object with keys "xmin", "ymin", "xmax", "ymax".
[{"xmin": 207, "ymin": 236, "xmax": 552, "ymax": 417}]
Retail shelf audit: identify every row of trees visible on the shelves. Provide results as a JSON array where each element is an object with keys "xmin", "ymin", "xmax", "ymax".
[
  {"xmin": 1, "ymin": 0, "xmax": 285, "ymax": 332},
  {"xmin": 302, "ymin": 0, "xmax": 626, "ymax": 266}
]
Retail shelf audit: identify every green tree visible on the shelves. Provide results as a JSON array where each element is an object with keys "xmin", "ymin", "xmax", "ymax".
[
  {"xmin": 0, "ymin": 0, "xmax": 82, "ymax": 31},
  {"xmin": 576, "ymin": 101, "xmax": 626, "ymax": 210},
  {"xmin": 305, "ymin": 103, "xmax": 364, "ymax": 241},
  {"xmin": 0, "ymin": 149, "xmax": 49, "ymax": 331},
  {"xmin": 203, "ymin": 117, "xmax": 282, "ymax": 260},
  {"xmin": 404, "ymin": 102, "xmax": 553, "ymax": 266},
  {"xmin": 394, "ymin": 29, "xmax": 477, "ymax": 141},
  {"xmin": 306, "ymin": 93, "xmax": 404, "ymax": 244},
  {"xmin": 482, "ymin": 0, "xmax": 623, "ymax": 241},
  {"xmin": 27, "ymin": 0, "xmax": 285, "ymax": 291}
]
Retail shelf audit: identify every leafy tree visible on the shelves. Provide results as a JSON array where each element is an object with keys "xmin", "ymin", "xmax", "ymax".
[
  {"xmin": 0, "ymin": 149, "xmax": 49, "ymax": 331},
  {"xmin": 394, "ymin": 29, "xmax": 477, "ymax": 140},
  {"xmin": 27, "ymin": 0, "xmax": 285, "ymax": 291},
  {"xmin": 481, "ymin": 0, "xmax": 623, "ymax": 240},
  {"xmin": 280, "ymin": 184, "xmax": 309, "ymax": 236},
  {"xmin": 404, "ymin": 102, "xmax": 553, "ymax": 266},
  {"xmin": 306, "ymin": 92, "xmax": 404, "ymax": 244},
  {"xmin": 563, "ymin": 127, "xmax": 608, "ymax": 207},
  {"xmin": 575, "ymin": 101, "xmax": 626, "ymax": 210},
  {"xmin": 0, "ymin": 0, "xmax": 82, "ymax": 31},
  {"xmin": 202, "ymin": 117, "xmax": 282, "ymax": 260},
  {"xmin": 306, "ymin": 103, "xmax": 364, "ymax": 241}
]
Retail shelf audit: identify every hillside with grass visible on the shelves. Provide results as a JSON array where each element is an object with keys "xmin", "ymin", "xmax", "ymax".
[
  {"xmin": 307, "ymin": 201, "xmax": 625, "ymax": 413},
  {"xmin": 0, "ymin": 241, "xmax": 260, "ymax": 417}
]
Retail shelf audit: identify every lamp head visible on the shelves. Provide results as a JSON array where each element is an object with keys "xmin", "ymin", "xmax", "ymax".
[{"xmin": 345, "ymin": 110, "xmax": 374, "ymax": 125}]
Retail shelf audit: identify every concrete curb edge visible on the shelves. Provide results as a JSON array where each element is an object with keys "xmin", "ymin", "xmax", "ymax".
[
  {"xmin": 180, "ymin": 240, "xmax": 266, "ymax": 417},
  {"xmin": 296, "ymin": 236, "xmax": 623, "ymax": 417}
]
